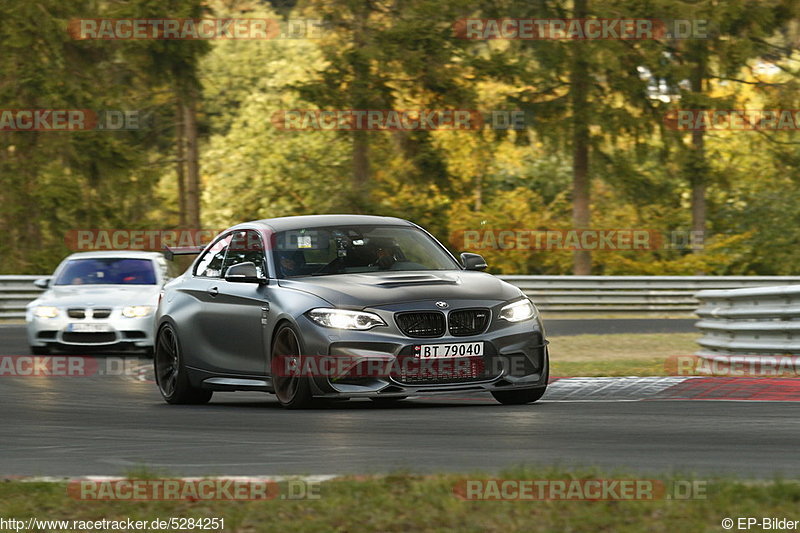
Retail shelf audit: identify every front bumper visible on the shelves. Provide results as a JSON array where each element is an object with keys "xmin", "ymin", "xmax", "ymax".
[
  {"xmin": 313, "ymin": 350, "xmax": 548, "ymax": 399},
  {"xmin": 26, "ymin": 310, "xmax": 155, "ymax": 349},
  {"xmin": 295, "ymin": 310, "xmax": 548, "ymax": 398}
]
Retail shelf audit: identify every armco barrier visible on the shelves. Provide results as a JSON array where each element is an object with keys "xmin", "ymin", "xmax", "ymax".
[
  {"xmin": 695, "ymin": 285, "xmax": 800, "ymax": 356},
  {"xmin": 0, "ymin": 275, "xmax": 45, "ymax": 319},
  {"xmin": 502, "ymin": 276, "xmax": 800, "ymax": 315},
  {"xmin": 4, "ymin": 274, "xmax": 800, "ymax": 320}
]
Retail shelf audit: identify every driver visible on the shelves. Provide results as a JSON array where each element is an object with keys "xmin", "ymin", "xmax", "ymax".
[
  {"xmin": 279, "ymin": 252, "xmax": 302, "ymax": 277},
  {"xmin": 371, "ymin": 247, "xmax": 396, "ymax": 269}
]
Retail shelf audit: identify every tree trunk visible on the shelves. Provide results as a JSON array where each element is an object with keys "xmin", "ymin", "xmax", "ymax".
[
  {"xmin": 474, "ymin": 173, "xmax": 483, "ymax": 211},
  {"xmin": 350, "ymin": 5, "xmax": 371, "ymax": 213},
  {"xmin": 352, "ymin": 129, "xmax": 370, "ymax": 212},
  {"xmin": 690, "ymin": 129, "xmax": 705, "ymax": 254},
  {"xmin": 570, "ymin": 0, "xmax": 592, "ymax": 275},
  {"xmin": 176, "ymin": 101, "xmax": 187, "ymax": 227},
  {"xmin": 183, "ymin": 98, "xmax": 201, "ymax": 229},
  {"xmin": 689, "ymin": 57, "xmax": 706, "ymax": 262}
]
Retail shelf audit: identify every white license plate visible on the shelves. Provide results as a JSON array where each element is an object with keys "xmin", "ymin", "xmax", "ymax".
[
  {"xmin": 414, "ymin": 342, "xmax": 484, "ymax": 359},
  {"xmin": 68, "ymin": 323, "xmax": 112, "ymax": 333}
]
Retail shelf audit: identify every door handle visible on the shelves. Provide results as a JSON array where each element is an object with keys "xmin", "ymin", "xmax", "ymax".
[{"xmin": 208, "ymin": 286, "xmax": 219, "ymax": 297}]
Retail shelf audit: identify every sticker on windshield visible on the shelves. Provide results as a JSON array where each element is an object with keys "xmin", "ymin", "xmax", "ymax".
[{"xmin": 297, "ymin": 235, "xmax": 312, "ymax": 248}]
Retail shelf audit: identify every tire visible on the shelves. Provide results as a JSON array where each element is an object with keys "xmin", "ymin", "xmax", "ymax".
[
  {"xmin": 271, "ymin": 323, "xmax": 315, "ymax": 409},
  {"xmin": 491, "ymin": 386, "xmax": 547, "ymax": 405},
  {"xmin": 154, "ymin": 323, "xmax": 212, "ymax": 405},
  {"xmin": 491, "ymin": 353, "xmax": 548, "ymax": 405},
  {"xmin": 370, "ymin": 397, "xmax": 407, "ymax": 406},
  {"xmin": 30, "ymin": 345, "xmax": 50, "ymax": 356}
]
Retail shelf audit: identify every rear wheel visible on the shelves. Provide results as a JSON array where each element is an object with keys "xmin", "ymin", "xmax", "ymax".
[
  {"xmin": 155, "ymin": 324, "xmax": 212, "ymax": 405},
  {"xmin": 272, "ymin": 323, "xmax": 315, "ymax": 409}
]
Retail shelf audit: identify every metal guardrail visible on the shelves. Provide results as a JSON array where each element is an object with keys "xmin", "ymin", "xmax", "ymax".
[
  {"xmin": 502, "ymin": 276, "xmax": 800, "ymax": 315},
  {"xmin": 3, "ymin": 274, "xmax": 800, "ymax": 320},
  {"xmin": 695, "ymin": 285, "xmax": 800, "ymax": 356},
  {"xmin": 0, "ymin": 275, "xmax": 45, "ymax": 319}
]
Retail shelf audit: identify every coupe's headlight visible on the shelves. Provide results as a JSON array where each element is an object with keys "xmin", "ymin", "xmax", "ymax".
[
  {"xmin": 122, "ymin": 306, "xmax": 154, "ymax": 318},
  {"xmin": 34, "ymin": 306, "xmax": 59, "ymax": 319},
  {"xmin": 307, "ymin": 308, "xmax": 386, "ymax": 330},
  {"xmin": 499, "ymin": 298, "xmax": 537, "ymax": 322}
]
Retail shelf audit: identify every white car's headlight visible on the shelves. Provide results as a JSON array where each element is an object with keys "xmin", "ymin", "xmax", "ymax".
[
  {"xmin": 122, "ymin": 306, "xmax": 154, "ymax": 318},
  {"xmin": 499, "ymin": 299, "xmax": 537, "ymax": 322},
  {"xmin": 307, "ymin": 308, "xmax": 386, "ymax": 330},
  {"xmin": 34, "ymin": 306, "xmax": 59, "ymax": 319}
]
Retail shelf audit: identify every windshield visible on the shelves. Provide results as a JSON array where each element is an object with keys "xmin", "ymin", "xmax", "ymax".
[
  {"xmin": 54, "ymin": 258, "xmax": 157, "ymax": 285},
  {"xmin": 271, "ymin": 225, "xmax": 458, "ymax": 278}
]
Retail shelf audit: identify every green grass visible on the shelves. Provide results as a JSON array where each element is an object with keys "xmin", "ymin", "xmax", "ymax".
[
  {"xmin": 1, "ymin": 468, "xmax": 798, "ymax": 532},
  {"xmin": 549, "ymin": 333, "xmax": 699, "ymax": 376}
]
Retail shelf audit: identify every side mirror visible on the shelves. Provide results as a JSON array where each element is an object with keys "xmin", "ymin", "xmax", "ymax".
[
  {"xmin": 461, "ymin": 252, "xmax": 487, "ymax": 271},
  {"xmin": 33, "ymin": 278, "xmax": 50, "ymax": 289},
  {"xmin": 224, "ymin": 262, "xmax": 265, "ymax": 284}
]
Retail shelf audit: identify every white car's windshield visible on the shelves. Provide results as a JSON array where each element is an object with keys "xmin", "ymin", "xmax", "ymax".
[
  {"xmin": 271, "ymin": 225, "xmax": 458, "ymax": 278},
  {"xmin": 54, "ymin": 258, "xmax": 157, "ymax": 285}
]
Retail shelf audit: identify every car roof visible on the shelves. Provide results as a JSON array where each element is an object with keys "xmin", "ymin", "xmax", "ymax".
[
  {"xmin": 63, "ymin": 251, "xmax": 164, "ymax": 260},
  {"xmin": 236, "ymin": 214, "xmax": 415, "ymax": 232}
]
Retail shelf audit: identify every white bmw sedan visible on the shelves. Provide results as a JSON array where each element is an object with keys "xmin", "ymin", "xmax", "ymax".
[{"xmin": 26, "ymin": 251, "xmax": 170, "ymax": 355}]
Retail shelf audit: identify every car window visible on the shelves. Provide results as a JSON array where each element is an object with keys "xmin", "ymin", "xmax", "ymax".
[
  {"xmin": 222, "ymin": 230, "xmax": 266, "ymax": 278},
  {"xmin": 271, "ymin": 225, "xmax": 459, "ymax": 278},
  {"xmin": 54, "ymin": 258, "xmax": 157, "ymax": 285},
  {"xmin": 194, "ymin": 234, "xmax": 233, "ymax": 278}
]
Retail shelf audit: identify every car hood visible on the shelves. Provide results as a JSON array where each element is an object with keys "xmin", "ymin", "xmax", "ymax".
[
  {"xmin": 278, "ymin": 270, "xmax": 523, "ymax": 308},
  {"xmin": 31, "ymin": 285, "xmax": 161, "ymax": 308}
]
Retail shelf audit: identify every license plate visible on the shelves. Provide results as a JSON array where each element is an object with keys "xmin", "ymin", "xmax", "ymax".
[
  {"xmin": 67, "ymin": 323, "xmax": 112, "ymax": 333},
  {"xmin": 414, "ymin": 342, "xmax": 484, "ymax": 359}
]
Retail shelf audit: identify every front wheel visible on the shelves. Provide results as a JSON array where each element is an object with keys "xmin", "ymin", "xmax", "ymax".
[
  {"xmin": 492, "ymin": 354, "xmax": 548, "ymax": 405},
  {"xmin": 271, "ymin": 323, "xmax": 315, "ymax": 409},
  {"xmin": 154, "ymin": 324, "xmax": 212, "ymax": 405},
  {"xmin": 491, "ymin": 386, "xmax": 547, "ymax": 405},
  {"xmin": 370, "ymin": 397, "xmax": 407, "ymax": 406}
]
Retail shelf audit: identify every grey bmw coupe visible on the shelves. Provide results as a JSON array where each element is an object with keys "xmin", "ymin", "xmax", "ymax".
[{"xmin": 155, "ymin": 215, "xmax": 548, "ymax": 408}]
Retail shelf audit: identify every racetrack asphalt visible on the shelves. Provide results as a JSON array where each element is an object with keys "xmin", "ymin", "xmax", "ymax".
[{"xmin": 2, "ymin": 322, "xmax": 798, "ymax": 479}]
